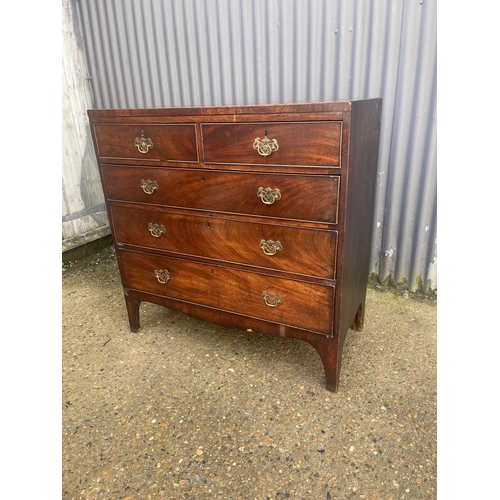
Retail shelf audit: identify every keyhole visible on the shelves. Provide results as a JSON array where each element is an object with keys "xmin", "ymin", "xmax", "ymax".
[
  {"xmin": 264, "ymin": 130, "xmax": 268, "ymax": 137},
  {"xmin": 201, "ymin": 176, "xmax": 205, "ymax": 182},
  {"xmin": 211, "ymin": 269, "xmax": 215, "ymax": 276},
  {"xmin": 206, "ymin": 221, "xmax": 211, "ymax": 229}
]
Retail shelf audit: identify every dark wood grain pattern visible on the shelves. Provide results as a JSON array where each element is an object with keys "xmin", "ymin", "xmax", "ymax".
[
  {"xmin": 336, "ymin": 99, "xmax": 383, "ymax": 360},
  {"xmin": 119, "ymin": 249, "xmax": 334, "ymax": 334},
  {"xmin": 110, "ymin": 203, "xmax": 337, "ymax": 278},
  {"xmin": 102, "ymin": 166, "xmax": 340, "ymax": 223},
  {"xmin": 88, "ymin": 99, "xmax": 382, "ymax": 392},
  {"xmin": 202, "ymin": 122, "xmax": 341, "ymax": 166},
  {"xmin": 87, "ymin": 101, "xmax": 350, "ymax": 120},
  {"xmin": 93, "ymin": 124, "xmax": 198, "ymax": 162}
]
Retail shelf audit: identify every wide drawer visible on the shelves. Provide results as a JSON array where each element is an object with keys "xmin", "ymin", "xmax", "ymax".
[
  {"xmin": 119, "ymin": 250, "xmax": 334, "ymax": 334},
  {"xmin": 202, "ymin": 121, "xmax": 341, "ymax": 166},
  {"xmin": 102, "ymin": 167, "xmax": 339, "ymax": 224},
  {"xmin": 92, "ymin": 124, "xmax": 198, "ymax": 162},
  {"xmin": 110, "ymin": 204, "xmax": 337, "ymax": 279}
]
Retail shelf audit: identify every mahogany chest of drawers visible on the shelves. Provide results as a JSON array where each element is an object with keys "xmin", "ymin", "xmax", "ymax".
[{"xmin": 88, "ymin": 99, "xmax": 382, "ymax": 392}]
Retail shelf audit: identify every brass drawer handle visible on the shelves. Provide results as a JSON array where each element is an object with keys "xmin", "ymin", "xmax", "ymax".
[
  {"xmin": 257, "ymin": 187, "xmax": 281, "ymax": 205},
  {"xmin": 253, "ymin": 134, "xmax": 279, "ymax": 157},
  {"xmin": 262, "ymin": 291, "xmax": 283, "ymax": 307},
  {"xmin": 148, "ymin": 223, "xmax": 166, "ymax": 238},
  {"xmin": 154, "ymin": 269, "xmax": 171, "ymax": 284},
  {"xmin": 135, "ymin": 130, "xmax": 154, "ymax": 154},
  {"xmin": 141, "ymin": 179, "xmax": 159, "ymax": 194},
  {"xmin": 259, "ymin": 239, "xmax": 282, "ymax": 256}
]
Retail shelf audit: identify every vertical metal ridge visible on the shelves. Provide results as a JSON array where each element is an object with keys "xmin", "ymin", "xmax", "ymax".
[
  {"xmin": 253, "ymin": 0, "xmax": 268, "ymax": 104},
  {"xmin": 152, "ymin": 1, "xmax": 170, "ymax": 105},
  {"xmin": 174, "ymin": 1, "xmax": 186, "ymax": 105},
  {"xmin": 176, "ymin": 0, "xmax": 194, "ymax": 106},
  {"xmin": 192, "ymin": 1, "xmax": 206, "ymax": 106},
  {"xmin": 227, "ymin": 0, "xmax": 241, "ymax": 104},
  {"xmin": 110, "ymin": 1, "xmax": 127, "ymax": 107},
  {"xmin": 98, "ymin": 1, "xmax": 115, "ymax": 106},
  {"xmin": 332, "ymin": 0, "xmax": 342, "ymax": 99},
  {"xmin": 143, "ymin": 0, "xmax": 161, "ymax": 106},
  {"xmin": 317, "ymin": 0, "xmax": 327, "ymax": 100},
  {"xmin": 117, "ymin": 1, "xmax": 133, "ymax": 107},
  {"xmin": 240, "ymin": 1, "xmax": 253, "ymax": 104},
  {"xmin": 217, "ymin": 0, "xmax": 230, "ymax": 103},
  {"xmin": 223, "ymin": 0, "xmax": 237, "ymax": 104},
  {"xmin": 193, "ymin": 1, "xmax": 208, "ymax": 105},
  {"xmin": 237, "ymin": 2, "xmax": 248, "ymax": 103},
  {"xmin": 270, "ymin": 0, "xmax": 281, "ymax": 102},
  {"xmin": 409, "ymin": 32, "xmax": 437, "ymax": 289}
]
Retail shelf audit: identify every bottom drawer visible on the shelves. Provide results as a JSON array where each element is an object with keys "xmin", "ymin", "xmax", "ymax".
[{"xmin": 119, "ymin": 250, "xmax": 334, "ymax": 334}]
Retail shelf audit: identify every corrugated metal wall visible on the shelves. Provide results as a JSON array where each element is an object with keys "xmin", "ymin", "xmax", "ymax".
[{"xmin": 73, "ymin": 0, "xmax": 437, "ymax": 293}]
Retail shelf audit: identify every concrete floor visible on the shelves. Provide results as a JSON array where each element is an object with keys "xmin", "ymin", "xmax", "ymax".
[{"xmin": 62, "ymin": 245, "xmax": 437, "ymax": 500}]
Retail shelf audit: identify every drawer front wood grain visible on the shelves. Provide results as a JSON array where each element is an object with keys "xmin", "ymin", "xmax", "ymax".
[
  {"xmin": 110, "ymin": 204, "xmax": 337, "ymax": 278},
  {"xmin": 202, "ymin": 122, "xmax": 341, "ymax": 166},
  {"xmin": 119, "ymin": 250, "xmax": 334, "ymax": 334},
  {"xmin": 102, "ymin": 167, "xmax": 339, "ymax": 223},
  {"xmin": 93, "ymin": 124, "xmax": 197, "ymax": 162}
]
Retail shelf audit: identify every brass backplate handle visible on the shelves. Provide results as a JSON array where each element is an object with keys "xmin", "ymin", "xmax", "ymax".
[
  {"xmin": 257, "ymin": 187, "xmax": 281, "ymax": 205},
  {"xmin": 253, "ymin": 136, "xmax": 279, "ymax": 157},
  {"xmin": 148, "ymin": 222, "xmax": 166, "ymax": 238},
  {"xmin": 141, "ymin": 179, "xmax": 159, "ymax": 194},
  {"xmin": 135, "ymin": 130, "xmax": 153, "ymax": 154},
  {"xmin": 154, "ymin": 269, "xmax": 171, "ymax": 284},
  {"xmin": 262, "ymin": 291, "xmax": 283, "ymax": 307},
  {"xmin": 259, "ymin": 239, "xmax": 283, "ymax": 256}
]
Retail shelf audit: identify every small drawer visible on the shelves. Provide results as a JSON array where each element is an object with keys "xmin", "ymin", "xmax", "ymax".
[
  {"xmin": 102, "ymin": 167, "xmax": 340, "ymax": 224},
  {"xmin": 93, "ymin": 124, "xmax": 198, "ymax": 162},
  {"xmin": 119, "ymin": 250, "xmax": 334, "ymax": 334},
  {"xmin": 110, "ymin": 204, "xmax": 338, "ymax": 279},
  {"xmin": 202, "ymin": 121, "xmax": 341, "ymax": 166}
]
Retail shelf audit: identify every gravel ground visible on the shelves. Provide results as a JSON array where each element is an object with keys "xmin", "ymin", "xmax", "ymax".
[{"xmin": 62, "ymin": 245, "xmax": 437, "ymax": 500}]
